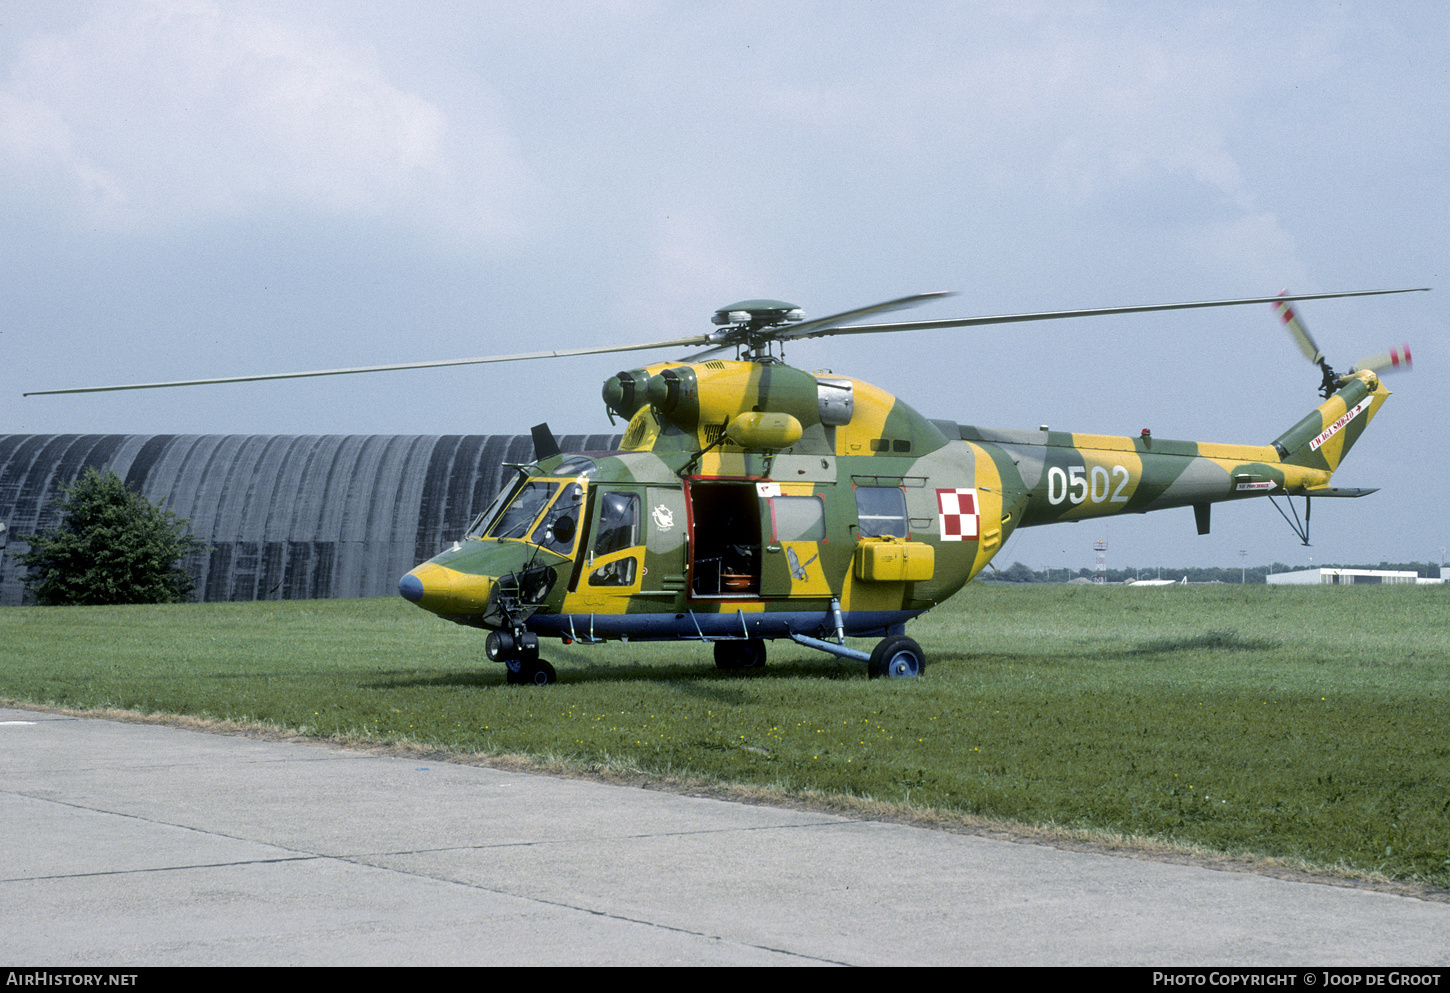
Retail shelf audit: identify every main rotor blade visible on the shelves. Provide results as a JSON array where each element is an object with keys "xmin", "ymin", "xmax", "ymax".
[
  {"xmin": 23, "ymin": 286, "xmax": 1430, "ymax": 397},
  {"xmin": 679, "ymin": 341, "xmax": 738, "ymax": 363},
  {"xmin": 776, "ymin": 291, "xmax": 956, "ymax": 340},
  {"xmin": 793, "ymin": 288, "xmax": 1430, "ymax": 340},
  {"xmin": 24, "ymin": 335, "xmax": 714, "ymax": 396}
]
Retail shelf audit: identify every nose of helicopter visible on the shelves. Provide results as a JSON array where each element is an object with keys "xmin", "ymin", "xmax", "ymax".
[
  {"xmin": 398, "ymin": 572, "xmax": 425, "ymax": 602},
  {"xmin": 397, "ymin": 561, "xmax": 494, "ymax": 617}
]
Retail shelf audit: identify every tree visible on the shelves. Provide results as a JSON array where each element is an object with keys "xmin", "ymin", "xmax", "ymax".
[
  {"xmin": 996, "ymin": 561, "xmax": 1040, "ymax": 583},
  {"xmin": 17, "ymin": 468, "xmax": 205, "ymax": 606}
]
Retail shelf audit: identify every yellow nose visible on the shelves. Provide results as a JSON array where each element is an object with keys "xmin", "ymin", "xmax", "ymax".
[{"xmin": 398, "ymin": 561, "xmax": 494, "ymax": 617}]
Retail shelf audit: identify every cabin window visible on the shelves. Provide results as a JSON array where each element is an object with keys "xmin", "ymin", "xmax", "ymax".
[
  {"xmin": 855, "ymin": 485, "xmax": 908, "ymax": 538},
  {"xmin": 769, "ymin": 495, "xmax": 826, "ymax": 542}
]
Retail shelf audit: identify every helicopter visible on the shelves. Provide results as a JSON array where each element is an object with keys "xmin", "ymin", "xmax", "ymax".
[{"xmin": 27, "ymin": 286, "xmax": 1425, "ymax": 684}]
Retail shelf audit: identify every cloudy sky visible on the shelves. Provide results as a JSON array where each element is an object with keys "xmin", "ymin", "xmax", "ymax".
[{"xmin": 2, "ymin": 1, "xmax": 1444, "ymax": 573}]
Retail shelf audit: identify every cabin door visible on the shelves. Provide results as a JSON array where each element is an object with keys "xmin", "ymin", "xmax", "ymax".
[
  {"xmin": 686, "ymin": 481, "xmax": 761, "ymax": 597},
  {"xmin": 756, "ymin": 483, "xmax": 832, "ymax": 598}
]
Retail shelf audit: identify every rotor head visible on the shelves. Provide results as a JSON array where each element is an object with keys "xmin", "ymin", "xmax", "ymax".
[{"xmin": 710, "ymin": 300, "xmax": 805, "ymax": 330}]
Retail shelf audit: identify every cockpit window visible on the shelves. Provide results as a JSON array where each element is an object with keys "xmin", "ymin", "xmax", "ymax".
[
  {"xmin": 593, "ymin": 491, "xmax": 640, "ymax": 555},
  {"xmin": 466, "ymin": 476, "xmax": 524, "ymax": 539},
  {"xmin": 552, "ymin": 456, "xmax": 597, "ymax": 477},
  {"xmin": 467, "ymin": 477, "xmax": 589, "ymax": 553},
  {"xmin": 530, "ymin": 482, "xmax": 585, "ymax": 553},
  {"xmin": 474, "ymin": 480, "xmax": 554, "ymax": 540}
]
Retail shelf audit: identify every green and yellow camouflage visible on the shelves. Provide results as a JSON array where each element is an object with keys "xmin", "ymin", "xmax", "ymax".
[
  {"xmin": 26, "ymin": 287, "xmax": 1419, "ymax": 683},
  {"xmin": 400, "ymin": 353, "xmax": 1393, "ymax": 683}
]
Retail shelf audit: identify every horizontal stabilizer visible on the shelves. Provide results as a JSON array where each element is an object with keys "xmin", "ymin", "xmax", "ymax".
[{"xmin": 1304, "ymin": 487, "xmax": 1379, "ymax": 498}]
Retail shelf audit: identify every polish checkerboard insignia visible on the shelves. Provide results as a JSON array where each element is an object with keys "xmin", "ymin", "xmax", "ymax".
[{"xmin": 936, "ymin": 488, "xmax": 978, "ymax": 541}]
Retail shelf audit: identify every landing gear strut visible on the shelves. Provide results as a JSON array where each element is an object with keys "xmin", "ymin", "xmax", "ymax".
[
  {"xmin": 788, "ymin": 602, "xmax": 927, "ymax": 680},
  {"xmin": 489, "ymin": 628, "xmax": 557, "ymax": 686}
]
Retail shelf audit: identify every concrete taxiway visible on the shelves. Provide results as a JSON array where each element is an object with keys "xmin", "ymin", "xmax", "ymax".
[{"xmin": 3, "ymin": 705, "xmax": 1447, "ymax": 966}]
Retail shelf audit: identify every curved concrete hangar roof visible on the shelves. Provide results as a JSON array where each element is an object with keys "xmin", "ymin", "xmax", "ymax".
[{"xmin": 0, "ymin": 433, "xmax": 621, "ymax": 605}]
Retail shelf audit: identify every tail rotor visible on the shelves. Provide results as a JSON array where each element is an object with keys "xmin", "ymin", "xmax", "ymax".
[{"xmin": 1275, "ymin": 291, "xmax": 1412, "ymax": 398}]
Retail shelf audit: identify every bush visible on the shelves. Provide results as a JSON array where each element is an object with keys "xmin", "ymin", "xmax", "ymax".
[{"xmin": 17, "ymin": 468, "xmax": 206, "ymax": 605}]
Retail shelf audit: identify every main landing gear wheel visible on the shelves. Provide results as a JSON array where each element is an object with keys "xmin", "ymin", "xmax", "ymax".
[
  {"xmin": 714, "ymin": 639, "xmax": 767, "ymax": 670},
  {"xmin": 505, "ymin": 658, "xmax": 557, "ymax": 686},
  {"xmin": 868, "ymin": 635, "xmax": 925, "ymax": 680}
]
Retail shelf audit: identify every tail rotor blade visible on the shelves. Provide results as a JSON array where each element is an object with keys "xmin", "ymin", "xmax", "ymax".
[
  {"xmin": 1274, "ymin": 291, "xmax": 1325, "ymax": 365},
  {"xmin": 1350, "ymin": 345, "xmax": 1412, "ymax": 375}
]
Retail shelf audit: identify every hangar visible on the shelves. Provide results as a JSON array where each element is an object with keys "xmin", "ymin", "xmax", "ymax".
[
  {"xmin": 1266, "ymin": 567, "xmax": 1430, "ymax": 586},
  {"xmin": 0, "ymin": 432, "xmax": 619, "ymax": 606}
]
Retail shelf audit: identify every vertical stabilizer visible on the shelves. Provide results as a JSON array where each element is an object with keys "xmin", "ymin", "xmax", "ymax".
[{"xmin": 1272, "ymin": 372, "xmax": 1389, "ymax": 472}]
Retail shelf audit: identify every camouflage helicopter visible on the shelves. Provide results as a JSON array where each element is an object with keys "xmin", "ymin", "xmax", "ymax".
[{"xmin": 29, "ymin": 287, "xmax": 1423, "ymax": 684}]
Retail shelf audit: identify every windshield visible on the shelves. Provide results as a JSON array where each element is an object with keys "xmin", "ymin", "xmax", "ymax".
[
  {"xmin": 471, "ymin": 480, "xmax": 554, "ymax": 541},
  {"xmin": 467, "ymin": 477, "xmax": 586, "ymax": 553},
  {"xmin": 466, "ymin": 475, "xmax": 527, "ymax": 539}
]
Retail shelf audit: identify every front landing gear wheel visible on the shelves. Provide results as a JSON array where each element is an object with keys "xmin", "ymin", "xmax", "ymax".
[
  {"xmin": 714, "ymin": 639, "xmax": 767, "ymax": 670},
  {"xmin": 868, "ymin": 635, "xmax": 925, "ymax": 680},
  {"xmin": 505, "ymin": 658, "xmax": 557, "ymax": 686}
]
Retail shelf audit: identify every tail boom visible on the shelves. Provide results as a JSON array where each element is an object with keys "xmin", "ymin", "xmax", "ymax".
[
  {"xmin": 954, "ymin": 373, "xmax": 1388, "ymax": 531},
  {"xmin": 1272, "ymin": 370, "xmax": 1390, "ymax": 473}
]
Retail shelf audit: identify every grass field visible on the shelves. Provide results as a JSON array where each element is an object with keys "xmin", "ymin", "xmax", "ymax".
[{"xmin": 2, "ymin": 584, "xmax": 1447, "ymax": 888}]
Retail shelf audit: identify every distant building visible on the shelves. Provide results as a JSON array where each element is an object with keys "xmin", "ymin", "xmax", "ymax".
[
  {"xmin": 0, "ymin": 433, "xmax": 620, "ymax": 605},
  {"xmin": 1267, "ymin": 568, "xmax": 1421, "ymax": 586}
]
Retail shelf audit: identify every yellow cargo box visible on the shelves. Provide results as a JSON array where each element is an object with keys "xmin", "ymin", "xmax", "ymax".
[{"xmin": 854, "ymin": 539, "xmax": 935, "ymax": 582}]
